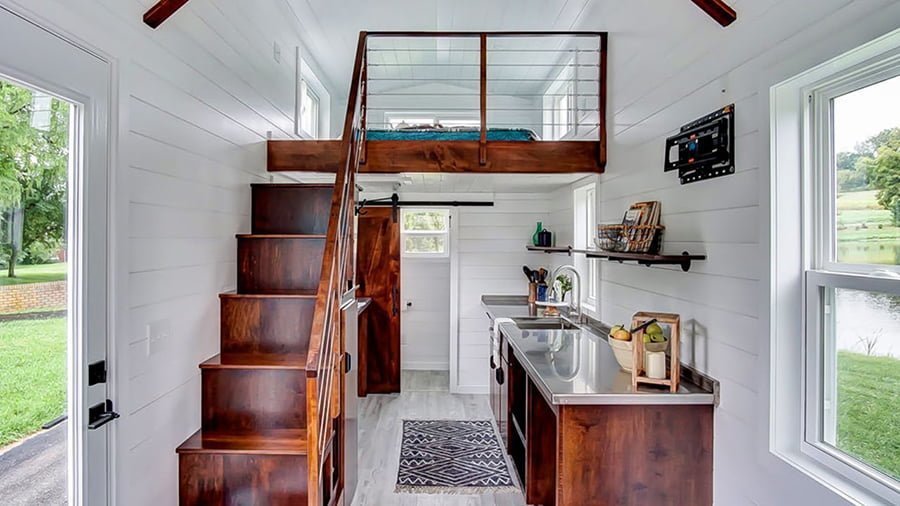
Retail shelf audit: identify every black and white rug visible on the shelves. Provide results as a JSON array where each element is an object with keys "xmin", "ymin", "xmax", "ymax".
[{"xmin": 396, "ymin": 419, "xmax": 518, "ymax": 494}]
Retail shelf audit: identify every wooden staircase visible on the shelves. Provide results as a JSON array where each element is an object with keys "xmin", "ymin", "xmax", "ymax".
[{"xmin": 177, "ymin": 184, "xmax": 335, "ymax": 505}]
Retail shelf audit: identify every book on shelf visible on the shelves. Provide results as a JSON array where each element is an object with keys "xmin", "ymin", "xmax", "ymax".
[{"xmin": 619, "ymin": 201, "xmax": 662, "ymax": 252}]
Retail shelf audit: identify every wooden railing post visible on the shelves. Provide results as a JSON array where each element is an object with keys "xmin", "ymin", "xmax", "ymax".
[
  {"xmin": 360, "ymin": 44, "xmax": 368, "ymax": 166},
  {"xmin": 479, "ymin": 33, "xmax": 487, "ymax": 166},
  {"xmin": 598, "ymin": 33, "xmax": 608, "ymax": 168}
]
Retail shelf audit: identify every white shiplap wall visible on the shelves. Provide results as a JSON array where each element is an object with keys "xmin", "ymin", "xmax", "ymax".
[
  {"xmin": 0, "ymin": 1, "xmax": 337, "ymax": 505},
  {"xmin": 553, "ymin": 2, "xmax": 900, "ymax": 505},
  {"xmin": 456, "ymin": 193, "xmax": 555, "ymax": 392}
]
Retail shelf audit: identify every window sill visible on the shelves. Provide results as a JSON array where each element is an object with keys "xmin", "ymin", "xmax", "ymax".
[{"xmin": 771, "ymin": 446, "xmax": 898, "ymax": 505}]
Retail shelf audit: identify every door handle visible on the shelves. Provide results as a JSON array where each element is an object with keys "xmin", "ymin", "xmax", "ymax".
[
  {"xmin": 87, "ymin": 400, "xmax": 120, "ymax": 430},
  {"xmin": 345, "ymin": 353, "xmax": 352, "ymax": 373},
  {"xmin": 496, "ymin": 367, "xmax": 504, "ymax": 385},
  {"xmin": 490, "ymin": 355, "xmax": 496, "ymax": 369}
]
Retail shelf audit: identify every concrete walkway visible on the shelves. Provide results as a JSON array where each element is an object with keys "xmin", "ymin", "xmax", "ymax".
[{"xmin": 0, "ymin": 422, "xmax": 66, "ymax": 505}]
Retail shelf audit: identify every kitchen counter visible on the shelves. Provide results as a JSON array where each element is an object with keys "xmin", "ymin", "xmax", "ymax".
[{"xmin": 483, "ymin": 295, "xmax": 717, "ymax": 406}]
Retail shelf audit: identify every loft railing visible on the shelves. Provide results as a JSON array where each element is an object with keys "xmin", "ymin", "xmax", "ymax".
[
  {"xmin": 305, "ymin": 32, "xmax": 366, "ymax": 506},
  {"xmin": 361, "ymin": 31, "xmax": 607, "ymax": 166}
]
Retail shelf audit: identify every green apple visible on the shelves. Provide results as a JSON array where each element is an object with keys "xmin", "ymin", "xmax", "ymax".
[{"xmin": 646, "ymin": 322, "xmax": 663, "ymax": 336}]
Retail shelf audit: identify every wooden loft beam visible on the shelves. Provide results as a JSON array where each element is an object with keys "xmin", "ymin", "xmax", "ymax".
[
  {"xmin": 143, "ymin": 0, "xmax": 190, "ymax": 29},
  {"xmin": 267, "ymin": 140, "xmax": 605, "ymax": 174},
  {"xmin": 691, "ymin": 0, "xmax": 737, "ymax": 27}
]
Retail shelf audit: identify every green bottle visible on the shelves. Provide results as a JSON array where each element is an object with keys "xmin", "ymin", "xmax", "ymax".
[{"xmin": 532, "ymin": 222, "xmax": 543, "ymax": 246}]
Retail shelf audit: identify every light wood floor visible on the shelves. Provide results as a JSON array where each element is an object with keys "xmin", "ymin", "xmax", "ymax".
[{"xmin": 351, "ymin": 371, "xmax": 527, "ymax": 506}]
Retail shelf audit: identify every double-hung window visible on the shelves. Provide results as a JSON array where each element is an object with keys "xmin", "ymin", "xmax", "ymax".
[
  {"xmin": 803, "ymin": 65, "xmax": 900, "ymax": 497},
  {"xmin": 401, "ymin": 209, "xmax": 449, "ymax": 258}
]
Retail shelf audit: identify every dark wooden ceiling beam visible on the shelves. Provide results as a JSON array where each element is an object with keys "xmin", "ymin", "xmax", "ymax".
[
  {"xmin": 691, "ymin": 0, "xmax": 737, "ymax": 27},
  {"xmin": 143, "ymin": 0, "xmax": 191, "ymax": 29}
]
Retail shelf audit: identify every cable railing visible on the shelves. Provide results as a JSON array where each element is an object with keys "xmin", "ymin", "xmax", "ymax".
[{"xmin": 361, "ymin": 31, "xmax": 607, "ymax": 166}]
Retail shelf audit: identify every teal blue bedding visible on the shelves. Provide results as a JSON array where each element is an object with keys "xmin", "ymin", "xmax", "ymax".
[{"xmin": 366, "ymin": 128, "xmax": 538, "ymax": 141}]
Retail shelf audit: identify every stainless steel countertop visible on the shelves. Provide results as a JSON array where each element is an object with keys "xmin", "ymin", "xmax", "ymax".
[{"xmin": 483, "ymin": 296, "xmax": 717, "ymax": 406}]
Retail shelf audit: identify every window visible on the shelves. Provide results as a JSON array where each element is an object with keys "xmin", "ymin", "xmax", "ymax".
[
  {"xmin": 803, "ymin": 65, "xmax": 900, "ymax": 495},
  {"xmin": 401, "ymin": 209, "xmax": 449, "ymax": 258},
  {"xmin": 385, "ymin": 114, "xmax": 479, "ymax": 130},
  {"xmin": 300, "ymin": 82, "xmax": 319, "ymax": 138},
  {"xmin": 574, "ymin": 183, "xmax": 597, "ymax": 310},
  {"xmin": 553, "ymin": 91, "xmax": 571, "ymax": 140}
]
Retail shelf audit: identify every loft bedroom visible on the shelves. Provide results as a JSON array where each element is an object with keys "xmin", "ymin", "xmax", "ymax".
[{"xmin": 267, "ymin": 32, "xmax": 609, "ymax": 174}]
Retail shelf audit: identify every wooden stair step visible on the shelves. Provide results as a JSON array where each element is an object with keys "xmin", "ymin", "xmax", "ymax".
[
  {"xmin": 177, "ymin": 429, "xmax": 308, "ymax": 456},
  {"xmin": 252, "ymin": 184, "xmax": 334, "ymax": 235},
  {"xmin": 237, "ymin": 235, "xmax": 325, "ymax": 294},
  {"xmin": 219, "ymin": 293, "xmax": 317, "ymax": 355},
  {"xmin": 201, "ymin": 365, "xmax": 307, "ymax": 433},
  {"xmin": 200, "ymin": 353, "xmax": 308, "ymax": 370}
]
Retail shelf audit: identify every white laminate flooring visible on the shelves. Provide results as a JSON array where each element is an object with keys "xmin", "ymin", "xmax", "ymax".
[{"xmin": 351, "ymin": 371, "xmax": 527, "ymax": 506}]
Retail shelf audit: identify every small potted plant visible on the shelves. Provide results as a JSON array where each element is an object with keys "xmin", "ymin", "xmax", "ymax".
[{"xmin": 555, "ymin": 274, "xmax": 572, "ymax": 302}]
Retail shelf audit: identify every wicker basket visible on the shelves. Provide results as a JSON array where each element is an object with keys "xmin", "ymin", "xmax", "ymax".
[{"xmin": 596, "ymin": 224, "xmax": 664, "ymax": 254}]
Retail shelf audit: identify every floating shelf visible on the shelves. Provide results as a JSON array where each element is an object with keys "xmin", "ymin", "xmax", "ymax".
[{"xmin": 526, "ymin": 245, "xmax": 706, "ymax": 272}]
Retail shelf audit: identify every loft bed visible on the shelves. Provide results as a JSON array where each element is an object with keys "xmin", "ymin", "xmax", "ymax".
[{"xmin": 268, "ymin": 31, "xmax": 608, "ymax": 174}]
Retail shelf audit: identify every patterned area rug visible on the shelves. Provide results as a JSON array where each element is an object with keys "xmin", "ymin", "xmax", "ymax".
[{"xmin": 396, "ymin": 419, "xmax": 518, "ymax": 494}]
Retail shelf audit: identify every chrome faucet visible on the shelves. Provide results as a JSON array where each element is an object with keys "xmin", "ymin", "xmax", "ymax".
[{"xmin": 550, "ymin": 265, "xmax": 581, "ymax": 321}]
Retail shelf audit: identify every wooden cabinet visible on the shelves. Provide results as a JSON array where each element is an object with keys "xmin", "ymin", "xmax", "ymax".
[{"xmin": 501, "ymin": 346, "xmax": 713, "ymax": 506}]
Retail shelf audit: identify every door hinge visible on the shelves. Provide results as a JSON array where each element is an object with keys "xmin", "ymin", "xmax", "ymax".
[
  {"xmin": 88, "ymin": 400, "xmax": 120, "ymax": 430},
  {"xmin": 88, "ymin": 360, "xmax": 107, "ymax": 386}
]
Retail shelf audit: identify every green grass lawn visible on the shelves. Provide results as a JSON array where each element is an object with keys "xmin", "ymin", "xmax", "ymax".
[
  {"xmin": 837, "ymin": 351, "xmax": 900, "ymax": 480},
  {"xmin": 0, "ymin": 263, "xmax": 67, "ymax": 287},
  {"xmin": 0, "ymin": 317, "xmax": 67, "ymax": 448},
  {"xmin": 836, "ymin": 190, "xmax": 900, "ymax": 264}
]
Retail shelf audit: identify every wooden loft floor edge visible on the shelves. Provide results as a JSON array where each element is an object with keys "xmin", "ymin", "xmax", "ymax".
[{"xmin": 267, "ymin": 139, "xmax": 605, "ymax": 174}]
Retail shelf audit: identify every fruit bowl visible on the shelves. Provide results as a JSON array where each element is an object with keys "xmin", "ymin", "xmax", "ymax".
[{"xmin": 607, "ymin": 337, "xmax": 634, "ymax": 372}]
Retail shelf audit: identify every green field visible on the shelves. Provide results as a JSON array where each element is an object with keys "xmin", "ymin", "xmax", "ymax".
[
  {"xmin": 836, "ymin": 190, "xmax": 900, "ymax": 265},
  {"xmin": 837, "ymin": 351, "xmax": 900, "ymax": 480},
  {"xmin": 0, "ymin": 262, "xmax": 67, "ymax": 287},
  {"xmin": 0, "ymin": 317, "xmax": 67, "ymax": 448}
]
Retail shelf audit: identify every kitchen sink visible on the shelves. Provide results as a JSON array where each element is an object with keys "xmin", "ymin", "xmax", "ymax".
[{"xmin": 510, "ymin": 317, "xmax": 579, "ymax": 330}]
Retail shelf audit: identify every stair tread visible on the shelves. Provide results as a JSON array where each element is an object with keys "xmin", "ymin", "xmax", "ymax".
[
  {"xmin": 177, "ymin": 429, "xmax": 308, "ymax": 455},
  {"xmin": 219, "ymin": 291, "xmax": 317, "ymax": 299},
  {"xmin": 236, "ymin": 233, "xmax": 326, "ymax": 239},
  {"xmin": 200, "ymin": 353, "xmax": 309, "ymax": 370}
]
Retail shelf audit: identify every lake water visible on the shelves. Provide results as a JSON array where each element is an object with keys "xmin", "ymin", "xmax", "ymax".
[
  {"xmin": 835, "ymin": 288, "xmax": 900, "ymax": 357},
  {"xmin": 837, "ymin": 243, "xmax": 900, "ymax": 266}
]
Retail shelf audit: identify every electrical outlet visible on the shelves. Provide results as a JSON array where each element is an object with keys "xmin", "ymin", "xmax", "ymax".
[
  {"xmin": 273, "ymin": 42, "xmax": 282, "ymax": 63},
  {"xmin": 146, "ymin": 319, "xmax": 172, "ymax": 356}
]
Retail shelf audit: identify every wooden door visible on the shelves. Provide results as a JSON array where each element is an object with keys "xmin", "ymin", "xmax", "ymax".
[{"xmin": 357, "ymin": 207, "xmax": 401, "ymax": 394}]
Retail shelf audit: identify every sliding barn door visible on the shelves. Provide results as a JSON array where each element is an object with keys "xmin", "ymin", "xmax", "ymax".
[{"xmin": 357, "ymin": 207, "xmax": 401, "ymax": 394}]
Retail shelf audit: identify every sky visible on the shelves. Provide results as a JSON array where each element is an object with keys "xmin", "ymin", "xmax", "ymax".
[{"xmin": 833, "ymin": 74, "xmax": 900, "ymax": 154}]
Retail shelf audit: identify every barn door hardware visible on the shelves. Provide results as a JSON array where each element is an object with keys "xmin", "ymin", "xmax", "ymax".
[{"xmin": 355, "ymin": 193, "xmax": 494, "ymax": 218}]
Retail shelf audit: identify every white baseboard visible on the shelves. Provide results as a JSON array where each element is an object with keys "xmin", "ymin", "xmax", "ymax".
[{"xmin": 402, "ymin": 361, "xmax": 449, "ymax": 371}]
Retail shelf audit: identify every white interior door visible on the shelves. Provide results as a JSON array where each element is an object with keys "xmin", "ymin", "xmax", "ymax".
[{"xmin": 0, "ymin": 6, "xmax": 112, "ymax": 506}]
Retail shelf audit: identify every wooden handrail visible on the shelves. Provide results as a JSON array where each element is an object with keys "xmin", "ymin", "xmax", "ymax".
[{"xmin": 305, "ymin": 31, "xmax": 367, "ymax": 506}]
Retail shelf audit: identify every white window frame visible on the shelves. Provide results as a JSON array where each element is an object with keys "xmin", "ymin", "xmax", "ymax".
[
  {"xmin": 573, "ymin": 182, "xmax": 597, "ymax": 311},
  {"xmin": 401, "ymin": 208, "xmax": 450, "ymax": 259},
  {"xmin": 800, "ymin": 61, "xmax": 900, "ymax": 499},
  {"xmin": 769, "ymin": 31, "xmax": 900, "ymax": 504},
  {"xmin": 300, "ymin": 82, "xmax": 320, "ymax": 138}
]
